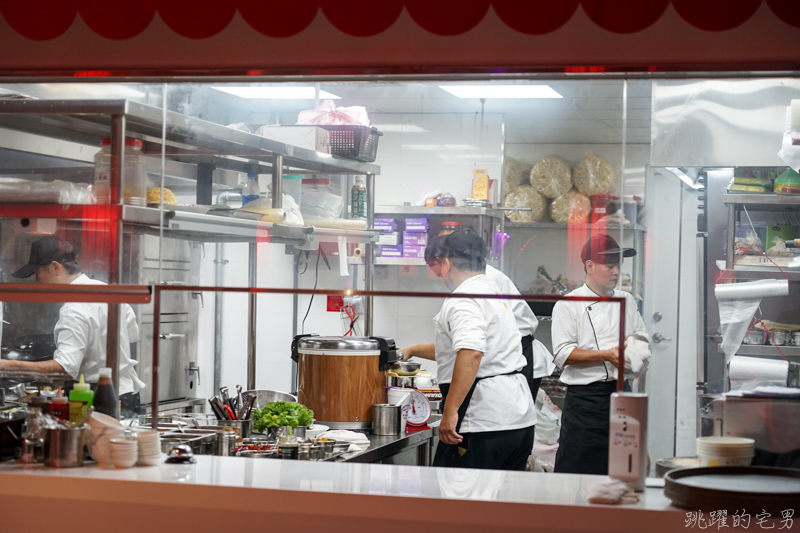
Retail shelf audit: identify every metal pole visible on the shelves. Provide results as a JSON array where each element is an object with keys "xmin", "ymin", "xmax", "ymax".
[
  {"xmin": 151, "ymin": 286, "xmax": 160, "ymax": 429},
  {"xmin": 271, "ymin": 154, "xmax": 283, "ymax": 209},
  {"xmin": 107, "ymin": 114, "xmax": 126, "ymax": 399},
  {"xmin": 247, "ymin": 242, "xmax": 257, "ymax": 390},
  {"xmin": 291, "ymin": 264, "xmax": 298, "ymax": 392},
  {"xmin": 214, "ymin": 243, "xmax": 225, "ymax": 393},
  {"xmin": 617, "ymin": 298, "xmax": 626, "ymax": 393},
  {"xmin": 364, "ymin": 173, "xmax": 375, "ymax": 336}
]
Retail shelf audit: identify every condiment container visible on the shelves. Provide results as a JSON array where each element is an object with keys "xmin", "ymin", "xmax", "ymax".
[
  {"xmin": 439, "ymin": 221, "xmax": 462, "ymax": 237},
  {"xmin": 93, "ymin": 367, "xmax": 118, "ymax": 418},
  {"xmin": 69, "ymin": 373, "xmax": 94, "ymax": 425},
  {"xmin": 743, "ymin": 329, "xmax": 766, "ymax": 345},
  {"xmin": 590, "ymin": 194, "xmax": 619, "ymax": 225},
  {"xmin": 48, "ymin": 393, "xmax": 69, "ymax": 423},
  {"xmin": 791, "ymin": 332, "xmax": 800, "ymax": 347},
  {"xmin": 44, "ymin": 427, "xmax": 86, "ymax": 468},
  {"xmin": 373, "ymin": 404, "xmax": 402, "ymax": 436},
  {"xmin": 94, "ymin": 138, "xmax": 147, "ymax": 206},
  {"xmin": 768, "ymin": 331, "xmax": 789, "ymax": 346}
]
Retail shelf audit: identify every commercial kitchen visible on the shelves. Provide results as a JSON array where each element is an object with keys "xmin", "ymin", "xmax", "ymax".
[{"xmin": 0, "ymin": 4, "xmax": 799, "ymax": 532}]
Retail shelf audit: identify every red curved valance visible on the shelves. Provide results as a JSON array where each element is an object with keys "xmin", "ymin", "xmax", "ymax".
[{"xmin": 1, "ymin": 0, "xmax": 797, "ymax": 41}]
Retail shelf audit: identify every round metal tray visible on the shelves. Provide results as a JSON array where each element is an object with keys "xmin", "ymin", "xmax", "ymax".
[{"xmin": 664, "ymin": 466, "xmax": 800, "ymax": 513}]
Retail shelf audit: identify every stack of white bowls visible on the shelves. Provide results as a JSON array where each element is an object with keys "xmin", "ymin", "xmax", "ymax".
[
  {"xmin": 109, "ymin": 438, "xmax": 138, "ymax": 469},
  {"xmin": 133, "ymin": 429, "xmax": 161, "ymax": 466},
  {"xmin": 696, "ymin": 437, "xmax": 755, "ymax": 467},
  {"xmin": 88, "ymin": 412, "xmax": 125, "ymax": 467}
]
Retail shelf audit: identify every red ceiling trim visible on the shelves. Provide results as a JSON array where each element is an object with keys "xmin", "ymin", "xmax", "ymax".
[{"xmin": 0, "ymin": 0, "xmax": 797, "ymax": 41}]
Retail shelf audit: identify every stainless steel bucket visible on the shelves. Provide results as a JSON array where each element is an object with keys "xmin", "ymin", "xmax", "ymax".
[
  {"xmin": 372, "ymin": 404, "xmax": 401, "ymax": 436},
  {"xmin": 44, "ymin": 427, "xmax": 85, "ymax": 468}
]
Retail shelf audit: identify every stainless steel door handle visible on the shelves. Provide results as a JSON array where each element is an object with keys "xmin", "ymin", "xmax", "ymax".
[
  {"xmin": 652, "ymin": 333, "xmax": 672, "ymax": 343},
  {"xmin": 159, "ymin": 333, "xmax": 186, "ymax": 340}
]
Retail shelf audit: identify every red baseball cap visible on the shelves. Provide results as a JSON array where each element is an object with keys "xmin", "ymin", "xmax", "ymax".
[{"xmin": 581, "ymin": 234, "xmax": 635, "ymax": 264}]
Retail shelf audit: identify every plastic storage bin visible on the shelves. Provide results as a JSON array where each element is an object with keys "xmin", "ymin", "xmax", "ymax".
[
  {"xmin": 94, "ymin": 138, "xmax": 147, "ymax": 206},
  {"xmin": 319, "ymin": 125, "xmax": 383, "ymax": 162}
]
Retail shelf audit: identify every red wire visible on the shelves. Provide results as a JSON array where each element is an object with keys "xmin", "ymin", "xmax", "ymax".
[
  {"xmin": 741, "ymin": 318, "xmax": 788, "ymax": 362},
  {"xmin": 343, "ymin": 305, "xmax": 357, "ymax": 336}
]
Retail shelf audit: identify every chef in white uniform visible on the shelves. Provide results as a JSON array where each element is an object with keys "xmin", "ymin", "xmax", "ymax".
[
  {"xmin": 421, "ymin": 235, "xmax": 554, "ymax": 401},
  {"xmin": 1, "ymin": 236, "xmax": 144, "ymax": 417},
  {"xmin": 398, "ymin": 230, "xmax": 536, "ymax": 470},
  {"xmin": 551, "ymin": 234, "xmax": 649, "ymax": 475}
]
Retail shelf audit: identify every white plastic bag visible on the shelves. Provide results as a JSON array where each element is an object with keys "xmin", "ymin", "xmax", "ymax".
[
  {"xmin": 300, "ymin": 184, "xmax": 343, "ymax": 219},
  {"xmin": 534, "ymin": 389, "xmax": 561, "ymax": 445},
  {"xmin": 281, "ymin": 193, "xmax": 304, "ymax": 226},
  {"xmin": 297, "ymin": 100, "xmax": 370, "ymax": 126}
]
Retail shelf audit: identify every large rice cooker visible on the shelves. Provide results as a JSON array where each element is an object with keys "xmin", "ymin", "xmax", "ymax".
[{"xmin": 292, "ymin": 335, "xmax": 398, "ymax": 429}]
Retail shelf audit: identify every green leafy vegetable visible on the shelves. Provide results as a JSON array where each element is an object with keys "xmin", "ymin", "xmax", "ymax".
[{"xmin": 252, "ymin": 401, "xmax": 314, "ymax": 433}]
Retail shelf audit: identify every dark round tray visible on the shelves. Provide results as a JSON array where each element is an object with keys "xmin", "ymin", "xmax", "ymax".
[{"xmin": 665, "ymin": 466, "xmax": 800, "ymax": 514}]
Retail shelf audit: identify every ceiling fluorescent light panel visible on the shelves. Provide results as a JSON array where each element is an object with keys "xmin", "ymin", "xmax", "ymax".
[
  {"xmin": 439, "ymin": 85, "xmax": 562, "ymax": 99},
  {"xmin": 211, "ymin": 87, "xmax": 340, "ymax": 99}
]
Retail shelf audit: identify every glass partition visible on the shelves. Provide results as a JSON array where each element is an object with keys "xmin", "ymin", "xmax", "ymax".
[{"xmin": 2, "ymin": 76, "xmax": 797, "ymax": 471}]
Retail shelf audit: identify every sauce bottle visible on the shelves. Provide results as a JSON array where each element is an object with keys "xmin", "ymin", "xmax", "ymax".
[
  {"xmin": 94, "ymin": 367, "xmax": 118, "ymax": 418},
  {"xmin": 69, "ymin": 373, "xmax": 94, "ymax": 424},
  {"xmin": 48, "ymin": 390, "xmax": 70, "ymax": 422}
]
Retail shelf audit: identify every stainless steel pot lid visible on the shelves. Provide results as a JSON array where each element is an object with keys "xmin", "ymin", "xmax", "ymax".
[{"xmin": 297, "ymin": 336, "xmax": 380, "ymax": 351}]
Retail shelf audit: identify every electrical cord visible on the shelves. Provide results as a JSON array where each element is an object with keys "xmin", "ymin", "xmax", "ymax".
[{"xmin": 301, "ymin": 248, "xmax": 329, "ymax": 334}]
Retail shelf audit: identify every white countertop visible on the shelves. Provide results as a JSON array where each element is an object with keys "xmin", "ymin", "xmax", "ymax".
[{"xmin": 0, "ymin": 456, "xmax": 686, "ymax": 532}]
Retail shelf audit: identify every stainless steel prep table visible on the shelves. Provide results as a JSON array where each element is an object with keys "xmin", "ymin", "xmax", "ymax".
[{"xmin": 337, "ymin": 416, "xmax": 440, "ymax": 466}]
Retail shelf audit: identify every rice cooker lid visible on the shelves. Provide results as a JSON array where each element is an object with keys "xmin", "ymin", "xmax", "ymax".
[{"xmin": 297, "ymin": 336, "xmax": 380, "ymax": 355}]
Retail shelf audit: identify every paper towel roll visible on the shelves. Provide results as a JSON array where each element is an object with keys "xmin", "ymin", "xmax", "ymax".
[
  {"xmin": 353, "ymin": 247, "xmax": 365, "ymax": 257},
  {"xmin": 791, "ymin": 100, "xmax": 800, "ymax": 132},
  {"xmin": 729, "ymin": 356, "xmax": 789, "ymax": 390},
  {"xmin": 715, "ymin": 279, "xmax": 789, "ymax": 300}
]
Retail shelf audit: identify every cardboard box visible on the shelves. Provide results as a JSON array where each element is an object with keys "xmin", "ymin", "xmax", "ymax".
[
  {"xmin": 256, "ymin": 125, "xmax": 331, "ymax": 154},
  {"xmin": 403, "ymin": 232, "xmax": 427, "ymax": 246},
  {"xmin": 405, "ymin": 218, "xmax": 428, "ymax": 233},
  {"xmin": 374, "ymin": 218, "xmax": 399, "ymax": 232},
  {"xmin": 472, "ymin": 169, "xmax": 490, "ymax": 200},
  {"xmin": 378, "ymin": 232, "xmax": 401, "ymax": 246},
  {"xmin": 402, "ymin": 245, "xmax": 426, "ymax": 259},
  {"xmin": 380, "ymin": 245, "xmax": 403, "ymax": 258}
]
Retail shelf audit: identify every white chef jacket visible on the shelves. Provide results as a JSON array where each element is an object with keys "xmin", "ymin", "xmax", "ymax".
[
  {"xmin": 434, "ymin": 274, "xmax": 536, "ymax": 433},
  {"xmin": 53, "ymin": 275, "xmax": 145, "ymax": 396},
  {"xmin": 485, "ymin": 265, "xmax": 554, "ymax": 379},
  {"xmin": 551, "ymin": 284, "xmax": 648, "ymax": 386}
]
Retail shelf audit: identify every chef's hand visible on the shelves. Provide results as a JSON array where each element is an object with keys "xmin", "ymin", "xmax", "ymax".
[
  {"xmin": 439, "ymin": 409, "xmax": 463, "ymax": 446},
  {"xmin": 605, "ymin": 348, "xmax": 632, "ymax": 371},
  {"xmin": 397, "ymin": 347, "xmax": 412, "ymax": 362}
]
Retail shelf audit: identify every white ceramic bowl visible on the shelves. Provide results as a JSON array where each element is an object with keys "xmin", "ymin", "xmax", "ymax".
[
  {"xmin": 306, "ymin": 424, "xmax": 330, "ymax": 440},
  {"xmin": 89, "ymin": 412, "xmax": 124, "ymax": 430}
]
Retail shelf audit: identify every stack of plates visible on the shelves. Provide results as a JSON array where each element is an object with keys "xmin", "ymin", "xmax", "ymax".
[
  {"xmin": 696, "ymin": 437, "xmax": 755, "ymax": 467},
  {"xmin": 88, "ymin": 412, "xmax": 125, "ymax": 467},
  {"xmin": 133, "ymin": 429, "xmax": 162, "ymax": 466},
  {"xmin": 109, "ymin": 438, "xmax": 139, "ymax": 469}
]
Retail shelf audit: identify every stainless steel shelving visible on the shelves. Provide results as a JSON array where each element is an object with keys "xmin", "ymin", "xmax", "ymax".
[
  {"xmin": 504, "ymin": 222, "xmax": 647, "ymax": 232},
  {"xmin": 348, "ymin": 257, "xmax": 426, "ymax": 266},
  {"xmin": 722, "ymin": 192, "xmax": 800, "ymax": 211},
  {"xmin": 0, "ymin": 99, "xmax": 380, "ymax": 177},
  {"xmin": 376, "ymin": 206, "xmax": 502, "ymax": 218},
  {"xmin": 719, "ymin": 343, "xmax": 800, "ymax": 360}
]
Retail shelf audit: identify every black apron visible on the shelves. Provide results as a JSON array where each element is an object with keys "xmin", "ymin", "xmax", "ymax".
[
  {"xmin": 553, "ymin": 380, "xmax": 617, "ymax": 475},
  {"xmin": 433, "ymin": 370, "xmax": 521, "ymax": 468},
  {"xmin": 520, "ymin": 334, "xmax": 541, "ymax": 402}
]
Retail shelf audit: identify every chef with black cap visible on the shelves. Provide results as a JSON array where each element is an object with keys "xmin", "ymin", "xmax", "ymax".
[
  {"xmin": 551, "ymin": 233, "xmax": 649, "ymax": 475},
  {"xmin": 0, "ymin": 236, "xmax": 144, "ymax": 417},
  {"xmin": 398, "ymin": 229, "xmax": 536, "ymax": 470}
]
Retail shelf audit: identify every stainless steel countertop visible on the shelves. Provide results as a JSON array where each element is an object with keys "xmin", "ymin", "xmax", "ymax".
[{"xmin": 338, "ymin": 415, "xmax": 440, "ymax": 463}]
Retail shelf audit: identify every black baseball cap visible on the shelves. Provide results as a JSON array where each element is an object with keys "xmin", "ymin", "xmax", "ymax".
[
  {"xmin": 12, "ymin": 236, "xmax": 77, "ymax": 278},
  {"xmin": 442, "ymin": 229, "xmax": 487, "ymax": 266},
  {"xmin": 581, "ymin": 234, "xmax": 636, "ymax": 264}
]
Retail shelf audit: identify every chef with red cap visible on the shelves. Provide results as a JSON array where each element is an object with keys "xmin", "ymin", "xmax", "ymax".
[{"xmin": 551, "ymin": 234, "xmax": 649, "ymax": 475}]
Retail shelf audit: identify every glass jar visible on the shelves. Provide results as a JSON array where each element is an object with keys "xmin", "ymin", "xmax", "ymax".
[
  {"xmin": 94, "ymin": 138, "xmax": 147, "ymax": 206},
  {"xmin": 439, "ymin": 221, "xmax": 462, "ymax": 236}
]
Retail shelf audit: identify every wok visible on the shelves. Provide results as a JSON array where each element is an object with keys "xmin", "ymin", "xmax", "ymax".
[{"xmin": 1, "ymin": 334, "xmax": 56, "ymax": 388}]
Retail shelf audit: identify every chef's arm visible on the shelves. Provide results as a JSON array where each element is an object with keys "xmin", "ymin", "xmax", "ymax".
[
  {"xmin": 565, "ymin": 347, "xmax": 621, "ymax": 366},
  {"xmin": 398, "ymin": 343, "xmax": 436, "ymax": 361},
  {"xmin": 0, "ymin": 358, "xmax": 67, "ymax": 374},
  {"xmin": 439, "ymin": 349, "xmax": 482, "ymax": 446}
]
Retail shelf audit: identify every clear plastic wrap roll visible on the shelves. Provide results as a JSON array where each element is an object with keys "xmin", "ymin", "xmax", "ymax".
[
  {"xmin": 530, "ymin": 157, "xmax": 573, "ymax": 199},
  {"xmin": 573, "ymin": 155, "xmax": 615, "ymax": 195},
  {"xmin": 504, "ymin": 185, "xmax": 549, "ymax": 223},
  {"xmin": 550, "ymin": 190, "xmax": 591, "ymax": 224}
]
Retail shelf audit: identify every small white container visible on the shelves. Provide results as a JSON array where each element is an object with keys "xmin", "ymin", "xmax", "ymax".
[{"xmin": 696, "ymin": 437, "xmax": 755, "ymax": 467}]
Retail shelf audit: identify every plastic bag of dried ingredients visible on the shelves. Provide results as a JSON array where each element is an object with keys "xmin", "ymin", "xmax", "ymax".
[
  {"xmin": 550, "ymin": 190, "xmax": 591, "ymax": 224},
  {"xmin": 504, "ymin": 185, "xmax": 549, "ymax": 223},
  {"xmin": 573, "ymin": 155, "xmax": 615, "ymax": 195},
  {"xmin": 504, "ymin": 156, "xmax": 529, "ymax": 190},
  {"xmin": 530, "ymin": 157, "xmax": 573, "ymax": 199},
  {"xmin": 297, "ymin": 100, "xmax": 370, "ymax": 126}
]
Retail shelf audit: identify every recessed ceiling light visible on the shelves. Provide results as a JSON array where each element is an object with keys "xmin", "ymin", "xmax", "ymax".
[
  {"xmin": 438, "ymin": 85, "xmax": 562, "ymax": 99},
  {"xmin": 211, "ymin": 87, "xmax": 341, "ymax": 99}
]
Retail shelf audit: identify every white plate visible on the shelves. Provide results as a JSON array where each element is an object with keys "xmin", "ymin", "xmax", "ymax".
[{"xmin": 306, "ymin": 424, "xmax": 330, "ymax": 439}]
